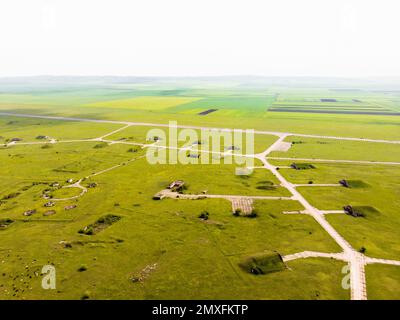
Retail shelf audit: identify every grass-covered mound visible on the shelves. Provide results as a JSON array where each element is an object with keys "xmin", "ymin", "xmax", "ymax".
[
  {"xmin": 239, "ymin": 251, "xmax": 286, "ymax": 275},
  {"xmin": 290, "ymin": 163, "xmax": 315, "ymax": 170},
  {"xmin": 79, "ymin": 214, "xmax": 121, "ymax": 235},
  {"xmin": 93, "ymin": 142, "xmax": 108, "ymax": 149},
  {"xmin": 352, "ymin": 206, "xmax": 380, "ymax": 218},
  {"xmin": 256, "ymin": 180, "xmax": 276, "ymax": 190},
  {"xmin": 344, "ymin": 205, "xmax": 380, "ymax": 218},
  {"xmin": 346, "ymin": 180, "xmax": 370, "ymax": 188}
]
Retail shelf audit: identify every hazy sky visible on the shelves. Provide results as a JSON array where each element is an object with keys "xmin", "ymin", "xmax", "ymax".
[{"xmin": 1, "ymin": 0, "xmax": 399, "ymax": 77}]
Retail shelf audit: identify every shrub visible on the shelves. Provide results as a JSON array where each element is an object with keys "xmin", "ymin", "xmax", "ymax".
[
  {"xmin": 93, "ymin": 143, "xmax": 107, "ymax": 149},
  {"xmin": 80, "ymin": 291, "xmax": 90, "ymax": 300},
  {"xmin": 78, "ymin": 265, "xmax": 87, "ymax": 272},
  {"xmin": 198, "ymin": 211, "xmax": 209, "ymax": 220},
  {"xmin": 78, "ymin": 214, "xmax": 121, "ymax": 235},
  {"xmin": 247, "ymin": 210, "xmax": 258, "ymax": 218}
]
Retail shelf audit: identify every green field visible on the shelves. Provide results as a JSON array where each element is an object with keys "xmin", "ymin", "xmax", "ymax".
[
  {"xmin": 270, "ymin": 136, "xmax": 400, "ymax": 162},
  {"xmin": 86, "ymin": 96, "xmax": 202, "ymax": 110},
  {"xmin": 0, "ymin": 77, "xmax": 399, "ymax": 300}
]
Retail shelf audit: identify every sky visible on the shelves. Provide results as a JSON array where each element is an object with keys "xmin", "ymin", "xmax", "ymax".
[{"xmin": 0, "ymin": 0, "xmax": 399, "ymax": 77}]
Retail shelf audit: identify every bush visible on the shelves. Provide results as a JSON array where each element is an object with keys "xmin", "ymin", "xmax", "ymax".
[
  {"xmin": 247, "ymin": 210, "xmax": 258, "ymax": 218},
  {"xmin": 93, "ymin": 143, "xmax": 107, "ymax": 149},
  {"xmin": 80, "ymin": 291, "xmax": 90, "ymax": 300},
  {"xmin": 198, "ymin": 211, "xmax": 209, "ymax": 220},
  {"xmin": 78, "ymin": 265, "xmax": 87, "ymax": 272},
  {"xmin": 78, "ymin": 214, "xmax": 121, "ymax": 235}
]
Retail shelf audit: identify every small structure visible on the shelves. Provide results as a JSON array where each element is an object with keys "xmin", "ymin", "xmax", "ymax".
[
  {"xmin": 339, "ymin": 179, "xmax": 349, "ymax": 188},
  {"xmin": 10, "ymin": 138, "xmax": 23, "ymax": 142},
  {"xmin": 87, "ymin": 182, "xmax": 97, "ymax": 188},
  {"xmin": 36, "ymin": 135, "xmax": 49, "ymax": 140},
  {"xmin": 64, "ymin": 205, "xmax": 77, "ymax": 210},
  {"xmin": 44, "ymin": 201, "xmax": 55, "ymax": 207},
  {"xmin": 66, "ymin": 178, "xmax": 74, "ymax": 184},
  {"xmin": 343, "ymin": 205, "xmax": 363, "ymax": 217},
  {"xmin": 23, "ymin": 209, "xmax": 37, "ymax": 216},
  {"xmin": 168, "ymin": 180, "xmax": 185, "ymax": 191},
  {"xmin": 50, "ymin": 182, "xmax": 60, "ymax": 188}
]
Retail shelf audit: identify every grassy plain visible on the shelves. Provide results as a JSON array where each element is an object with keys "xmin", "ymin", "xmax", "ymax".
[
  {"xmin": 366, "ymin": 264, "xmax": 400, "ymax": 300},
  {"xmin": 0, "ymin": 77, "xmax": 399, "ymax": 299}
]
